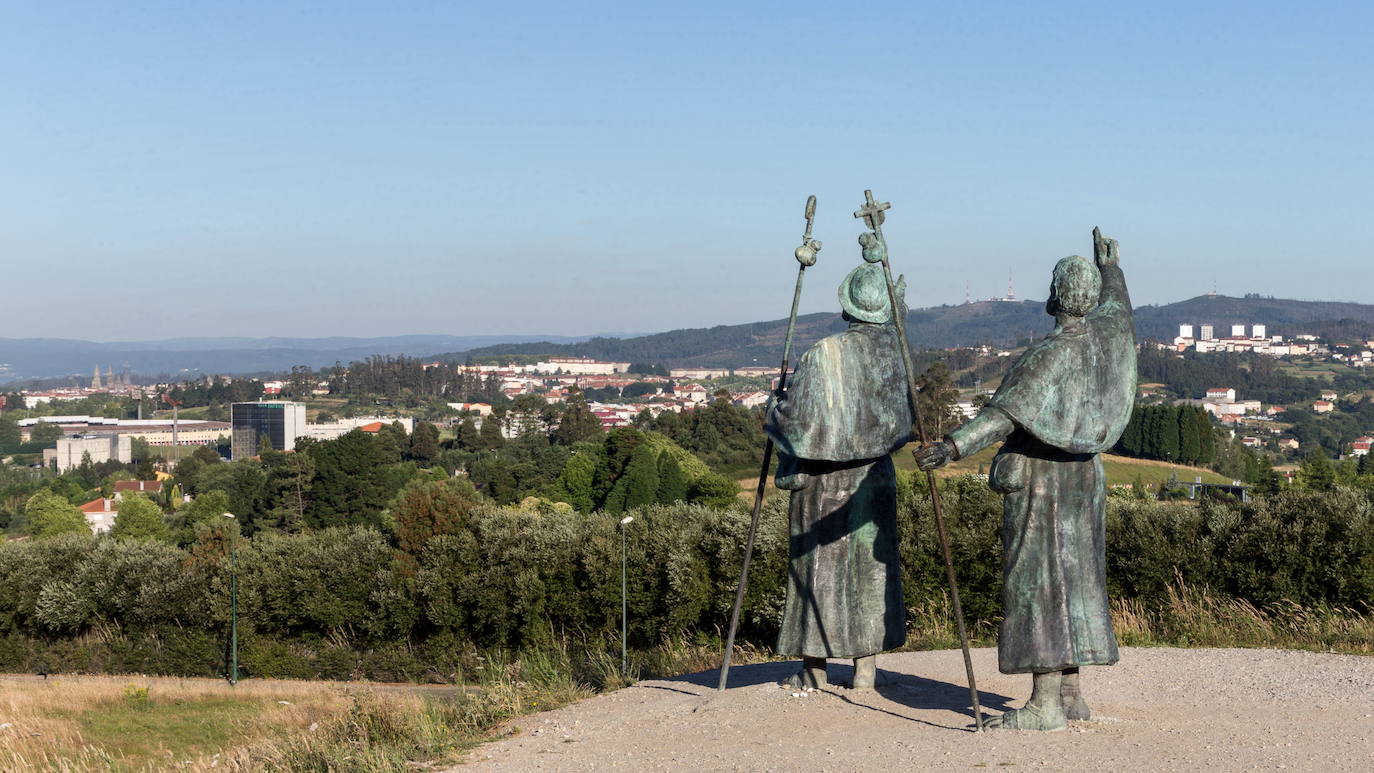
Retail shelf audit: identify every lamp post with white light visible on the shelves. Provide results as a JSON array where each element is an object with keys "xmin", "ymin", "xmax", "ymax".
[
  {"xmin": 223, "ymin": 512, "xmax": 239, "ymax": 686},
  {"xmin": 619, "ymin": 515, "xmax": 634, "ymax": 674}
]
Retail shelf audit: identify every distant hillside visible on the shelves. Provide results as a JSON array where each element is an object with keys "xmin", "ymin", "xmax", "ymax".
[
  {"xmin": 1133, "ymin": 295, "xmax": 1374, "ymax": 341},
  {"xmin": 8, "ymin": 295, "xmax": 1372, "ymax": 384},
  {"xmin": 0, "ymin": 334, "xmax": 590, "ymax": 384},
  {"xmin": 454, "ymin": 301, "xmax": 1048, "ymax": 367},
  {"xmin": 456, "ymin": 295, "xmax": 1374, "ymax": 369}
]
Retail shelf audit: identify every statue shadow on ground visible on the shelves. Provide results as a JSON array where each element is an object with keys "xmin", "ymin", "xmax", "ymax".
[{"xmin": 667, "ymin": 661, "xmax": 1014, "ymax": 730}]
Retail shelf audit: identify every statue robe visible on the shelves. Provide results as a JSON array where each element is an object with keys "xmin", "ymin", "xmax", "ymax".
[
  {"xmin": 948, "ymin": 260, "xmax": 1136, "ymax": 674},
  {"xmin": 765, "ymin": 321, "xmax": 914, "ymax": 659}
]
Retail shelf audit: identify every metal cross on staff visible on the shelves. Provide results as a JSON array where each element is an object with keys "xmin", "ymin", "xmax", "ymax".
[
  {"xmin": 854, "ymin": 189, "xmax": 984, "ymax": 731},
  {"xmin": 855, "ymin": 189, "xmax": 890, "ymax": 231}
]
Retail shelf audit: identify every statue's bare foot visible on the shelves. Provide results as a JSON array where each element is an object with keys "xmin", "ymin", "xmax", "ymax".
[
  {"xmin": 986, "ymin": 703, "xmax": 1067, "ymax": 732},
  {"xmin": 1062, "ymin": 693, "xmax": 1091, "ymax": 721}
]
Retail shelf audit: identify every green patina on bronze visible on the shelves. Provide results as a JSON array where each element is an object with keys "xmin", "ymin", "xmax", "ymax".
[
  {"xmin": 765, "ymin": 259, "xmax": 913, "ymax": 663},
  {"xmin": 920, "ymin": 228, "xmax": 1135, "ymax": 730}
]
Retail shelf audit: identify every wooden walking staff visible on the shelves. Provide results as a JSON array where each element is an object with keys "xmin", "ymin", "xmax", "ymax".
[
  {"xmin": 717, "ymin": 195, "xmax": 821, "ymax": 692},
  {"xmin": 854, "ymin": 189, "xmax": 984, "ymax": 731}
]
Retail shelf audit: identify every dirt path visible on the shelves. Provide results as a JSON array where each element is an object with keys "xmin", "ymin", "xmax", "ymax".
[{"xmin": 452, "ymin": 647, "xmax": 1374, "ymax": 772}]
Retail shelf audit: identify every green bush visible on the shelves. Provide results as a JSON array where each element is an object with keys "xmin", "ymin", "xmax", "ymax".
[{"xmin": 2, "ymin": 478, "xmax": 1372, "ymax": 680}]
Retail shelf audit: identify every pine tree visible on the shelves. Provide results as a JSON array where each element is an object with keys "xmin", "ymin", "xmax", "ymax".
[
  {"xmin": 409, "ymin": 421, "xmax": 440, "ymax": 463},
  {"xmin": 1177, "ymin": 406, "xmax": 1200, "ymax": 464},
  {"xmin": 655, "ymin": 452, "xmax": 688, "ymax": 504},
  {"xmin": 0, "ymin": 415, "xmax": 19, "ymax": 453},
  {"xmin": 553, "ymin": 452, "xmax": 597, "ymax": 512},
  {"xmin": 1141, "ymin": 407, "xmax": 1161, "ymax": 459},
  {"xmin": 553, "ymin": 391, "xmax": 602, "ymax": 445},
  {"xmin": 616, "ymin": 445, "xmax": 660, "ymax": 512},
  {"xmin": 1117, "ymin": 404, "xmax": 1143, "ymax": 457},
  {"xmin": 478, "ymin": 414, "xmax": 505, "ymax": 450},
  {"xmin": 1297, "ymin": 451, "xmax": 1335, "ymax": 492},
  {"xmin": 455, "ymin": 416, "xmax": 480, "ymax": 451},
  {"xmin": 1157, "ymin": 406, "xmax": 1181, "ymax": 461},
  {"xmin": 1195, "ymin": 408, "xmax": 1216, "ymax": 464}
]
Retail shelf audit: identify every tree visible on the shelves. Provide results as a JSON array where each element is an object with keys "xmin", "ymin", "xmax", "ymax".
[
  {"xmin": 470, "ymin": 456, "xmax": 517, "ymax": 504},
  {"xmin": 1252, "ymin": 456, "xmax": 1283, "ymax": 496},
  {"xmin": 1131, "ymin": 472, "xmax": 1149, "ymax": 500},
  {"xmin": 1177, "ymin": 406, "xmax": 1201, "ymax": 465},
  {"xmin": 688, "ymin": 473, "xmax": 741, "ymax": 509},
  {"xmin": 479, "ymin": 414, "xmax": 506, "ymax": 450},
  {"xmin": 305, "ymin": 430, "xmax": 395, "ymax": 528},
  {"xmin": 0, "ymin": 415, "xmax": 19, "ymax": 452},
  {"xmin": 30, "ymin": 421, "xmax": 63, "ymax": 446},
  {"xmin": 1297, "ymin": 452, "xmax": 1336, "ymax": 492},
  {"xmin": 454, "ymin": 416, "xmax": 480, "ymax": 451},
  {"xmin": 916, "ymin": 362, "xmax": 960, "ymax": 439},
  {"xmin": 655, "ymin": 452, "xmax": 688, "ymax": 504},
  {"xmin": 552, "ymin": 451, "xmax": 597, "ymax": 512},
  {"xmin": 172, "ymin": 490, "xmax": 231, "ymax": 546},
  {"xmin": 110, "ymin": 494, "xmax": 170, "ymax": 541},
  {"xmin": 409, "ymin": 421, "xmax": 440, "ymax": 463},
  {"xmin": 605, "ymin": 444, "xmax": 660, "ymax": 513},
  {"xmin": 1157, "ymin": 406, "xmax": 1180, "ymax": 462},
  {"xmin": 553, "ymin": 391, "xmax": 602, "ymax": 445},
  {"xmin": 391, "ymin": 477, "xmax": 480, "ymax": 559},
  {"xmin": 263, "ymin": 450, "xmax": 315, "ymax": 532},
  {"xmin": 1195, "ymin": 409, "xmax": 1216, "ymax": 464},
  {"xmin": 1116, "ymin": 404, "xmax": 1142, "ymax": 457},
  {"xmin": 26, "ymin": 489, "xmax": 88, "ymax": 538}
]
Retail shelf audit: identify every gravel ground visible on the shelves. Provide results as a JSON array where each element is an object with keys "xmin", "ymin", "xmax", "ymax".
[{"xmin": 451, "ymin": 647, "xmax": 1374, "ymax": 772}]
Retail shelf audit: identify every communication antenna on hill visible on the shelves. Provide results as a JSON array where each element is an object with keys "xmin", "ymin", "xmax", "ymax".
[
  {"xmin": 1208, "ymin": 280, "xmax": 1217, "ymax": 299},
  {"xmin": 965, "ymin": 280, "xmax": 971, "ymax": 305},
  {"xmin": 1006, "ymin": 271, "xmax": 1015, "ymax": 301}
]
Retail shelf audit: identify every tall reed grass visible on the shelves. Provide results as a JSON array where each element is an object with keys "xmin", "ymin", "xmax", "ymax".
[{"xmin": 1112, "ymin": 575, "xmax": 1374, "ymax": 654}]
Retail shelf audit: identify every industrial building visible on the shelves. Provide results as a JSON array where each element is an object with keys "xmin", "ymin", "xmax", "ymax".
[
  {"xmin": 230, "ymin": 401, "xmax": 306, "ymax": 459},
  {"xmin": 44, "ymin": 435, "xmax": 133, "ymax": 472}
]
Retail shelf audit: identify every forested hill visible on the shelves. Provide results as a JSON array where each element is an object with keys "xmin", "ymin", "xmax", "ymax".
[
  {"xmin": 454, "ymin": 302, "xmax": 1050, "ymax": 368},
  {"xmin": 456, "ymin": 295, "xmax": 1374, "ymax": 368},
  {"xmin": 1133, "ymin": 295, "xmax": 1374, "ymax": 342}
]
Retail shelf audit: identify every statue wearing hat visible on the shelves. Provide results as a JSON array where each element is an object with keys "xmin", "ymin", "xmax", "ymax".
[
  {"xmin": 916, "ymin": 229, "xmax": 1136, "ymax": 730},
  {"xmin": 764, "ymin": 236, "xmax": 915, "ymax": 690}
]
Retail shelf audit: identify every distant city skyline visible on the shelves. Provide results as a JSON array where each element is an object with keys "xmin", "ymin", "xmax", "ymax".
[{"xmin": 4, "ymin": 2, "xmax": 1372, "ymax": 340}]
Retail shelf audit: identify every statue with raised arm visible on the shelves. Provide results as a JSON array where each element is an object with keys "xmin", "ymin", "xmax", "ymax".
[
  {"xmin": 916, "ymin": 228, "xmax": 1136, "ymax": 731},
  {"xmin": 764, "ymin": 242, "xmax": 914, "ymax": 691}
]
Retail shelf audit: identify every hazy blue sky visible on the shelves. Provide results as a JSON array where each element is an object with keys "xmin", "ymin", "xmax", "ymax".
[{"xmin": 3, "ymin": 1, "xmax": 1371, "ymax": 340}]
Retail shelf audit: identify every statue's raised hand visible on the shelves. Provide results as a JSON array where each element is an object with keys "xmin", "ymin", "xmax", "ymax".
[
  {"xmin": 1092, "ymin": 227, "xmax": 1119, "ymax": 268},
  {"xmin": 914, "ymin": 441, "xmax": 954, "ymax": 471}
]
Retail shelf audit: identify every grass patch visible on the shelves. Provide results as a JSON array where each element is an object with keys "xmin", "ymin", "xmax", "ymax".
[
  {"xmin": 67, "ymin": 693, "xmax": 263, "ymax": 768},
  {"xmin": 890, "ymin": 443, "xmax": 1232, "ymax": 487}
]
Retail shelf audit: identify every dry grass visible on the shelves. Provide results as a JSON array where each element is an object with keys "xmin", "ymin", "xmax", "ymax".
[
  {"xmin": 1112, "ymin": 579, "xmax": 1374, "ymax": 655},
  {"xmin": 0, "ymin": 648, "xmax": 597, "ymax": 773},
  {"xmin": 887, "ymin": 582, "xmax": 1372, "ymax": 657},
  {"xmin": 0, "ymin": 674, "xmax": 351, "ymax": 771}
]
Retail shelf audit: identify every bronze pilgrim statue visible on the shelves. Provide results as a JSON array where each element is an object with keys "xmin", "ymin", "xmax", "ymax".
[
  {"xmin": 917, "ymin": 228, "xmax": 1136, "ymax": 731},
  {"xmin": 764, "ymin": 240, "xmax": 915, "ymax": 690}
]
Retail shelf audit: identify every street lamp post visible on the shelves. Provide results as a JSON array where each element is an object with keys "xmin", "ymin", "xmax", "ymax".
[
  {"xmin": 222, "ymin": 512, "xmax": 238, "ymax": 686},
  {"xmin": 619, "ymin": 515, "xmax": 634, "ymax": 674}
]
